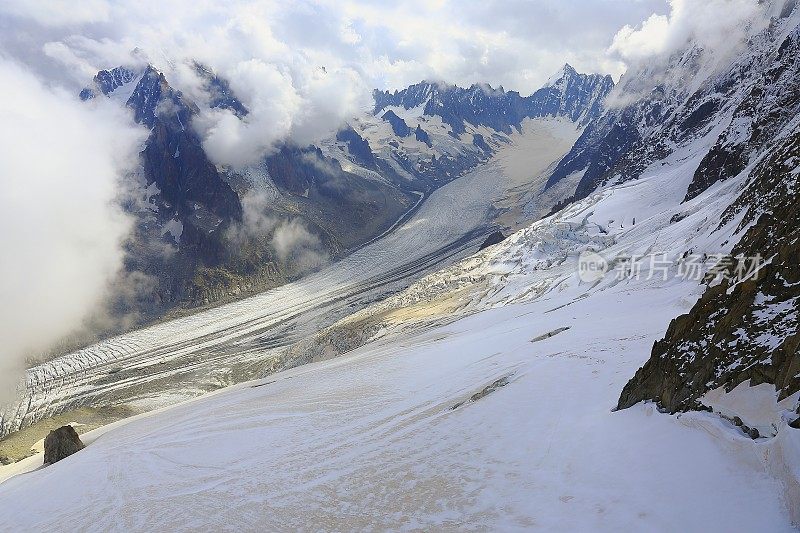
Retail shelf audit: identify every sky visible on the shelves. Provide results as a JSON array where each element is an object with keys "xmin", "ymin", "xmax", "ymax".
[
  {"xmin": 0, "ymin": 0, "xmax": 776, "ymax": 398},
  {"xmin": 0, "ymin": 0, "xmax": 675, "ymax": 167},
  {"xmin": 0, "ymin": 0, "xmax": 671, "ymax": 93}
]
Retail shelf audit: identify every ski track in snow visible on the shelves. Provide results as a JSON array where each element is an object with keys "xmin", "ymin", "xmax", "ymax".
[
  {"xmin": 0, "ymin": 118, "xmax": 797, "ymax": 530},
  {"xmin": 0, "ymin": 277, "xmax": 793, "ymax": 530}
]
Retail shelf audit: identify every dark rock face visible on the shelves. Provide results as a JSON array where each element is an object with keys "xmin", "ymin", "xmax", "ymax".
[
  {"xmin": 686, "ymin": 24, "xmax": 800, "ymax": 201},
  {"xmin": 526, "ymin": 64, "xmax": 614, "ymax": 126},
  {"xmin": 472, "ymin": 133, "xmax": 490, "ymax": 152},
  {"xmin": 43, "ymin": 426, "xmax": 85, "ymax": 465},
  {"xmin": 478, "ymin": 231, "xmax": 506, "ymax": 251},
  {"xmin": 546, "ymin": 110, "xmax": 641, "ymax": 198},
  {"xmin": 80, "ymin": 66, "xmax": 138, "ymax": 100},
  {"xmin": 264, "ymin": 145, "xmax": 331, "ymax": 195},
  {"xmin": 263, "ymin": 144, "xmax": 413, "ymax": 250},
  {"xmin": 131, "ymin": 66, "xmax": 243, "ymax": 268},
  {"xmin": 193, "ymin": 63, "xmax": 249, "ymax": 117},
  {"xmin": 414, "ymin": 124, "xmax": 432, "ymax": 147},
  {"xmin": 686, "ymin": 142, "xmax": 747, "ymax": 201},
  {"xmin": 618, "ymin": 129, "xmax": 800, "ymax": 413},
  {"xmin": 336, "ymin": 125, "xmax": 377, "ymax": 169},
  {"xmin": 79, "ymin": 63, "xmax": 246, "ymax": 315},
  {"xmin": 382, "ymin": 110, "xmax": 411, "ymax": 137}
]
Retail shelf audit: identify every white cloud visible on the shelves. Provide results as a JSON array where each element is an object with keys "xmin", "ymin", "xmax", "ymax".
[
  {"xmin": 0, "ymin": 0, "xmax": 671, "ymax": 167},
  {"xmin": 609, "ymin": 0, "xmax": 770, "ymax": 63},
  {"xmin": 0, "ymin": 58, "xmax": 145, "ymax": 402},
  {"xmin": 196, "ymin": 59, "xmax": 302, "ymax": 167},
  {"xmin": 272, "ymin": 220, "xmax": 329, "ymax": 275},
  {"xmin": 0, "ymin": 0, "xmax": 111, "ymax": 27}
]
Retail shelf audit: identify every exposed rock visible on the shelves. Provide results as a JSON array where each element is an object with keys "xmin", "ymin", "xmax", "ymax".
[
  {"xmin": 617, "ymin": 129, "xmax": 800, "ymax": 414},
  {"xmin": 451, "ymin": 375, "xmax": 512, "ymax": 410},
  {"xmin": 733, "ymin": 416, "xmax": 744, "ymax": 427},
  {"xmin": 193, "ymin": 62, "xmax": 249, "ymax": 117},
  {"xmin": 374, "ymin": 67, "xmax": 613, "ymax": 137},
  {"xmin": 414, "ymin": 124, "xmax": 432, "ymax": 147},
  {"xmin": 616, "ymin": 12, "xmax": 800, "ymax": 413},
  {"xmin": 548, "ymin": 13, "xmax": 800, "ymax": 203},
  {"xmin": 336, "ymin": 124, "xmax": 377, "ymax": 169},
  {"xmin": 43, "ymin": 426, "xmax": 85, "ymax": 465},
  {"xmin": 478, "ymin": 231, "xmax": 507, "ymax": 251},
  {"xmin": 382, "ymin": 110, "xmax": 411, "ymax": 137},
  {"xmin": 469, "ymin": 376, "xmax": 510, "ymax": 402},
  {"xmin": 472, "ymin": 133, "xmax": 491, "ymax": 152},
  {"xmin": 686, "ymin": 24, "xmax": 800, "ymax": 201},
  {"xmin": 530, "ymin": 327, "xmax": 571, "ymax": 343}
]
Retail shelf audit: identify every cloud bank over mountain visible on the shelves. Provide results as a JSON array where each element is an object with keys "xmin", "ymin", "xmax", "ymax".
[
  {"xmin": 0, "ymin": 0, "xmax": 671, "ymax": 167},
  {"xmin": 0, "ymin": 58, "xmax": 145, "ymax": 401}
]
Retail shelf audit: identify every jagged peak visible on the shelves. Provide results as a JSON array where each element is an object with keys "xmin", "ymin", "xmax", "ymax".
[
  {"xmin": 543, "ymin": 64, "xmax": 572, "ymax": 87},
  {"xmin": 541, "ymin": 63, "xmax": 613, "ymax": 89}
]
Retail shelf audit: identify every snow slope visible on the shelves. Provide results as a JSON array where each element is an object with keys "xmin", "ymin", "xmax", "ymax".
[
  {"xmin": 0, "ymin": 119, "xmax": 796, "ymax": 530},
  {"xmin": 0, "ymin": 118, "xmax": 579, "ymax": 439},
  {"xmin": 0, "ymin": 264, "xmax": 793, "ymax": 530}
]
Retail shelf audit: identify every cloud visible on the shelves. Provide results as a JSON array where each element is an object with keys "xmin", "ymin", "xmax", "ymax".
[
  {"xmin": 603, "ymin": 0, "xmax": 785, "ymax": 108},
  {"xmin": 0, "ymin": 0, "xmax": 670, "ymax": 167},
  {"xmin": 226, "ymin": 190, "xmax": 329, "ymax": 276},
  {"xmin": 0, "ymin": 58, "xmax": 145, "ymax": 402},
  {"xmin": 271, "ymin": 220, "xmax": 329, "ymax": 275},
  {"xmin": 194, "ymin": 60, "xmax": 301, "ymax": 167},
  {"xmin": 609, "ymin": 0, "xmax": 774, "ymax": 64},
  {"xmin": 0, "ymin": 0, "xmax": 111, "ymax": 27}
]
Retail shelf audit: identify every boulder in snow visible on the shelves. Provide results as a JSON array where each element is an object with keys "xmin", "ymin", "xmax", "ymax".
[{"xmin": 43, "ymin": 426, "xmax": 85, "ymax": 465}]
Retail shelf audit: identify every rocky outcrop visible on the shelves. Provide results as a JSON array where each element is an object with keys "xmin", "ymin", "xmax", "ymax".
[
  {"xmin": 79, "ymin": 65, "xmax": 138, "ymax": 100},
  {"xmin": 472, "ymin": 133, "xmax": 491, "ymax": 152},
  {"xmin": 607, "ymin": 2, "xmax": 800, "ymax": 415},
  {"xmin": 686, "ymin": 21, "xmax": 800, "ymax": 201},
  {"xmin": 133, "ymin": 66, "xmax": 243, "ymax": 269},
  {"xmin": 526, "ymin": 64, "xmax": 614, "ymax": 126},
  {"xmin": 193, "ymin": 62, "xmax": 249, "ymax": 117},
  {"xmin": 618, "ymin": 128, "xmax": 800, "ymax": 413},
  {"xmin": 43, "ymin": 426, "xmax": 85, "ymax": 465},
  {"xmin": 382, "ymin": 110, "xmax": 411, "ymax": 137},
  {"xmin": 336, "ymin": 125, "xmax": 377, "ymax": 169},
  {"xmin": 414, "ymin": 125, "xmax": 432, "ymax": 148},
  {"xmin": 263, "ymin": 144, "xmax": 414, "ymax": 250},
  {"xmin": 478, "ymin": 231, "xmax": 506, "ymax": 251}
]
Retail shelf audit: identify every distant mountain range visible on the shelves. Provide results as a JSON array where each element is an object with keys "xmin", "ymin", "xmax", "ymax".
[{"xmin": 76, "ymin": 61, "xmax": 614, "ymax": 336}]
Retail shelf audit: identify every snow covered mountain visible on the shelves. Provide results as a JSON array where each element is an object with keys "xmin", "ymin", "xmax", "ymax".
[
  {"xmin": 373, "ymin": 65, "xmax": 612, "ymax": 136},
  {"xmin": 3, "ymin": 3, "xmax": 800, "ymax": 528},
  {"xmin": 71, "ymin": 62, "xmax": 613, "ymax": 338}
]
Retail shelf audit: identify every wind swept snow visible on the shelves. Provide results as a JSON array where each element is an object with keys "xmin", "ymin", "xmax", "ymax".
[
  {"xmin": 0, "ymin": 283, "xmax": 793, "ymax": 530},
  {"xmin": 0, "ymin": 122, "xmax": 797, "ymax": 530}
]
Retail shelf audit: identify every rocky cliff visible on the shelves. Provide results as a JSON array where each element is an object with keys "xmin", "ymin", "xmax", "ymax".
[{"xmin": 615, "ymin": 1, "xmax": 800, "ymax": 422}]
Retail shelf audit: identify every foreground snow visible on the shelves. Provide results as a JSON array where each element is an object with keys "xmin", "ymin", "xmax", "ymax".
[{"xmin": 0, "ymin": 280, "xmax": 794, "ymax": 530}]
